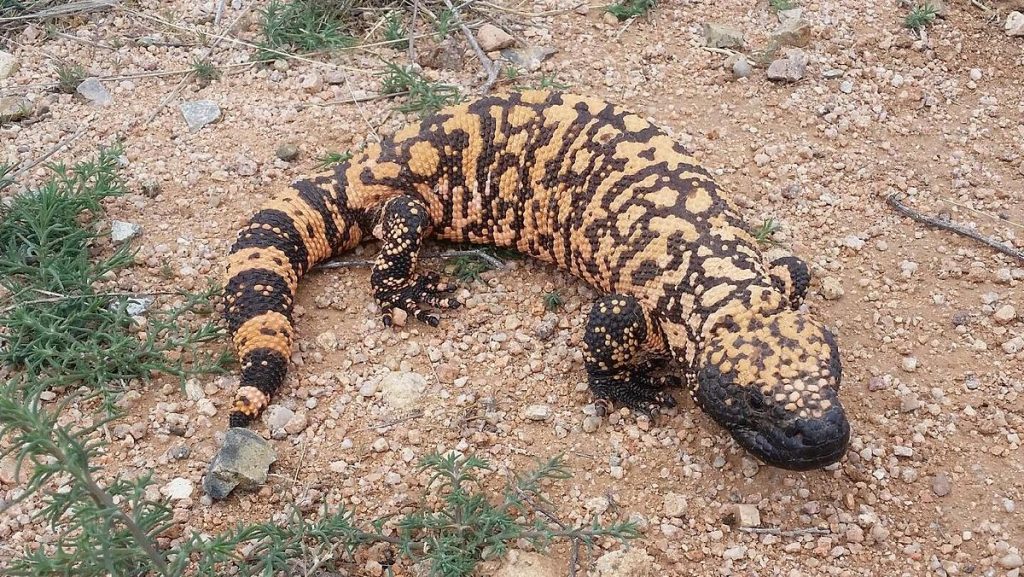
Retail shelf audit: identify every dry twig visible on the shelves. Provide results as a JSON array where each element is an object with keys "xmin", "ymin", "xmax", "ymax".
[
  {"xmin": 441, "ymin": 0, "xmax": 500, "ymax": 93},
  {"xmin": 887, "ymin": 193, "xmax": 1024, "ymax": 262},
  {"xmin": 740, "ymin": 526, "xmax": 831, "ymax": 537}
]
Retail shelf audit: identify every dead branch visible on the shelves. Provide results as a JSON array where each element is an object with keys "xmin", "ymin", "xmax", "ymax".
[
  {"xmin": 887, "ymin": 193, "xmax": 1024, "ymax": 262},
  {"xmin": 441, "ymin": 0, "xmax": 500, "ymax": 93}
]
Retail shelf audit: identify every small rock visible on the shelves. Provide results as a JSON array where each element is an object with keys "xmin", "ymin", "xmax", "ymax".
[
  {"xmin": 766, "ymin": 49, "xmax": 808, "ymax": 82},
  {"xmin": 843, "ymin": 235, "xmax": 865, "ymax": 251},
  {"xmin": 477, "ymin": 23, "xmax": 514, "ymax": 52},
  {"xmin": 999, "ymin": 553, "xmax": 1023, "ymax": 569},
  {"xmin": 235, "ymin": 155, "xmax": 257, "ymax": 176},
  {"xmin": 899, "ymin": 260, "xmax": 919, "ymax": 277},
  {"xmin": 300, "ymin": 73, "xmax": 323, "ymax": 93},
  {"xmin": 723, "ymin": 546, "xmax": 747, "ymax": 561},
  {"xmin": 125, "ymin": 296, "xmax": 153, "ymax": 316},
  {"xmin": 500, "ymin": 46, "xmax": 557, "ymax": 72},
  {"xmin": 822, "ymin": 68, "xmax": 844, "ymax": 79},
  {"xmin": 316, "ymin": 330, "xmax": 339, "ymax": 350},
  {"xmin": 1005, "ymin": 11, "xmax": 1024, "ymax": 36},
  {"xmin": 771, "ymin": 18, "xmax": 812, "ymax": 48},
  {"xmin": 203, "ymin": 428, "xmax": 277, "ymax": 500},
  {"xmin": 76, "ymin": 77, "xmax": 113, "ymax": 106},
  {"xmin": 840, "ymin": 80, "xmax": 854, "ymax": 93},
  {"xmin": 663, "ymin": 492, "xmax": 688, "ymax": 517},
  {"xmin": 161, "ymin": 477, "xmax": 194, "ymax": 500},
  {"xmin": 703, "ymin": 22, "xmax": 745, "ymax": 49},
  {"xmin": 594, "ymin": 548, "xmax": 656, "ymax": 577},
  {"xmin": 894, "ymin": 446, "xmax": 914, "ymax": 458},
  {"xmin": 494, "ymin": 550, "xmax": 561, "ymax": 577},
  {"xmin": 901, "ymin": 356, "xmax": 918, "ymax": 373},
  {"xmin": 929, "ymin": 0, "xmax": 949, "ymax": 17},
  {"xmin": 726, "ymin": 504, "xmax": 761, "ymax": 528},
  {"xmin": 821, "ymin": 277, "xmax": 844, "ymax": 300},
  {"xmin": 900, "ymin": 392, "xmax": 922, "ymax": 413},
  {"xmin": 0, "ymin": 96, "xmax": 32, "ymax": 121},
  {"xmin": 284, "ymin": 411, "xmax": 308, "ymax": 435},
  {"xmin": 380, "ymin": 371, "xmax": 427, "ymax": 409},
  {"xmin": 276, "ymin": 142, "xmax": 300, "ymax": 161},
  {"xmin": 969, "ymin": 68, "xmax": 983, "ymax": 81},
  {"xmin": 731, "ymin": 56, "xmax": 752, "ymax": 79},
  {"xmin": 111, "ymin": 220, "xmax": 142, "ymax": 243},
  {"xmin": 582, "ymin": 415, "xmax": 601, "ymax": 433},
  {"xmin": 994, "ymin": 304, "xmax": 1017, "ymax": 324},
  {"xmin": 180, "ymin": 100, "xmax": 221, "ymax": 132},
  {"xmin": 0, "ymin": 51, "xmax": 18, "ymax": 79},
  {"xmin": 777, "ymin": 6, "xmax": 803, "ymax": 21},
  {"xmin": 1003, "ymin": 336, "xmax": 1024, "ymax": 355},
  {"xmin": 522, "ymin": 404, "xmax": 552, "ymax": 421},
  {"xmin": 372, "ymin": 437, "xmax": 389, "ymax": 453},
  {"xmin": 263, "ymin": 405, "xmax": 294, "ymax": 431},
  {"xmin": 931, "ymin": 472, "xmax": 952, "ymax": 497}
]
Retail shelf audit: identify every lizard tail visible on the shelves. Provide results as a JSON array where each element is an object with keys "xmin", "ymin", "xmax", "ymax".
[{"xmin": 222, "ymin": 166, "xmax": 365, "ymax": 428}]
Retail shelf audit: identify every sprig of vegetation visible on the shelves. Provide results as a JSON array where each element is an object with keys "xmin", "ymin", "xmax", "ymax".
[
  {"xmin": 258, "ymin": 0, "xmax": 356, "ymax": 60},
  {"xmin": 55, "ymin": 62, "xmax": 85, "ymax": 93},
  {"xmin": 398, "ymin": 452, "xmax": 639, "ymax": 576},
  {"xmin": 605, "ymin": 0, "xmax": 656, "ymax": 21},
  {"xmin": 432, "ymin": 7, "xmax": 456, "ymax": 39},
  {"xmin": 190, "ymin": 56, "xmax": 221, "ymax": 86},
  {"xmin": 380, "ymin": 62, "xmax": 462, "ymax": 117},
  {"xmin": 543, "ymin": 291, "xmax": 564, "ymax": 312},
  {"xmin": 383, "ymin": 10, "xmax": 409, "ymax": 49},
  {"xmin": 904, "ymin": 3, "xmax": 937, "ymax": 30},
  {"xmin": 751, "ymin": 217, "xmax": 782, "ymax": 245},
  {"xmin": 769, "ymin": 0, "xmax": 798, "ymax": 12},
  {"xmin": 315, "ymin": 149, "xmax": 353, "ymax": 169}
]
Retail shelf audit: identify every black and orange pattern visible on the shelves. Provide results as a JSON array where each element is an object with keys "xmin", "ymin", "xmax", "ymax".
[{"xmin": 223, "ymin": 90, "xmax": 851, "ymax": 470}]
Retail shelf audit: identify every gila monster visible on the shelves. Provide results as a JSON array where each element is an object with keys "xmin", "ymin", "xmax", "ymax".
[{"xmin": 223, "ymin": 90, "xmax": 851, "ymax": 471}]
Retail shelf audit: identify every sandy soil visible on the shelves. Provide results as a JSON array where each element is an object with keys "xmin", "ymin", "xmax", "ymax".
[{"xmin": 1, "ymin": 0, "xmax": 1023, "ymax": 575}]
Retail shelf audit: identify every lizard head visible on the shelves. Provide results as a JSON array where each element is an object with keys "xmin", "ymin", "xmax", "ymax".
[{"xmin": 693, "ymin": 308, "xmax": 850, "ymax": 471}]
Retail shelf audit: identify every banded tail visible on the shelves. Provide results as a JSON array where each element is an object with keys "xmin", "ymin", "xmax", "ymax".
[{"xmin": 222, "ymin": 166, "xmax": 368, "ymax": 427}]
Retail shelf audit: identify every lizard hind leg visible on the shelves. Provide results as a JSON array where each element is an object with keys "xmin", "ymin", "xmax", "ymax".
[
  {"xmin": 371, "ymin": 195, "xmax": 461, "ymax": 327},
  {"xmin": 583, "ymin": 295, "xmax": 680, "ymax": 418}
]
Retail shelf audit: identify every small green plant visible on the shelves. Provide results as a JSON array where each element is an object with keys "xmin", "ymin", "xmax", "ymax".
[
  {"xmin": 380, "ymin": 62, "xmax": 462, "ymax": 117},
  {"xmin": 432, "ymin": 7, "xmax": 456, "ymax": 39},
  {"xmin": 383, "ymin": 10, "xmax": 408, "ymax": 49},
  {"xmin": 398, "ymin": 452, "xmax": 639, "ymax": 576},
  {"xmin": 904, "ymin": 3, "xmax": 937, "ymax": 30},
  {"xmin": 258, "ymin": 0, "xmax": 355, "ymax": 59},
  {"xmin": 315, "ymin": 149, "xmax": 353, "ymax": 169},
  {"xmin": 503, "ymin": 64, "xmax": 521, "ymax": 81},
  {"xmin": 55, "ymin": 62, "xmax": 86, "ymax": 93},
  {"xmin": 190, "ymin": 56, "xmax": 221, "ymax": 86},
  {"xmin": 769, "ymin": 0, "xmax": 798, "ymax": 12},
  {"xmin": 0, "ymin": 161, "xmax": 13, "ymax": 190},
  {"xmin": 450, "ymin": 254, "xmax": 491, "ymax": 283},
  {"xmin": 535, "ymin": 74, "xmax": 570, "ymax": 90},
  {"xmin": 543, "ymin": 291, "xmax": 564, "ymax": 312},
  {"xmin": 751, "ymin": 218, "xmax": 782, "ymax": 245},
  {"xmin": 605, "ymin": 0, "xmax": 656, "ymax": 21},
  {"xmin": 0, "ymin": 147, "xmax": 230, "ymax": 396}
]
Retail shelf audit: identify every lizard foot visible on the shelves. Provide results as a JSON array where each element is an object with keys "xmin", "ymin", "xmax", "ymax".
[{"xmin": 377, "ymin": 271, "xmax": 462, "ymax": 328}]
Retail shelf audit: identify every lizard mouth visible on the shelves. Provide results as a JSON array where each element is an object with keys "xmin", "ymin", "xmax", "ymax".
[{"xmin": 729, "ymin": 406, "xmax": 851, "ymax": 471}]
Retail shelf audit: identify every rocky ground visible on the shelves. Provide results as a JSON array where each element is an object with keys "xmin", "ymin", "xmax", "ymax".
[{"xmin": 2, "ymin": 0, "xmax": 1024, "ymax": 575}]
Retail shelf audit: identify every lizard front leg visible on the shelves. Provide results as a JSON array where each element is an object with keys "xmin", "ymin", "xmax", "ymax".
[
  {"xmin": 583, "ymin": 294, "xmax": 680, "ymax": 417},
  {"xmin": 371, "ymin": 195, "xmax": 461, "ymax": 327}
]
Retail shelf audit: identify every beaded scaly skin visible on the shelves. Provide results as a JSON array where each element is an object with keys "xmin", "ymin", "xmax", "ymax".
[{"xmin": 222, "ymin": 90, "xmax": 851, "ymax": 470}]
